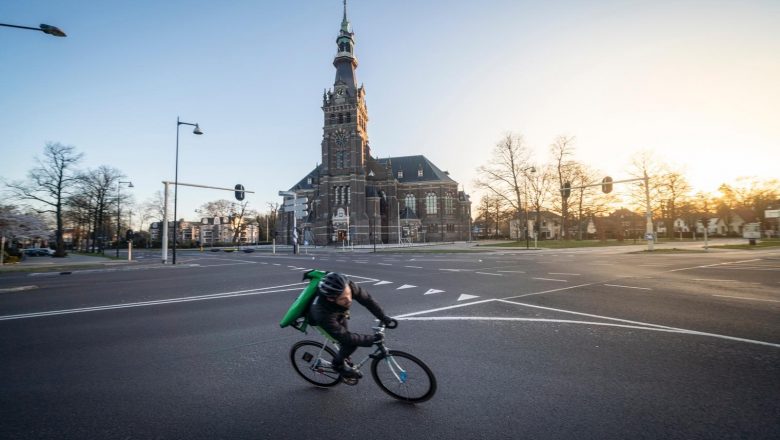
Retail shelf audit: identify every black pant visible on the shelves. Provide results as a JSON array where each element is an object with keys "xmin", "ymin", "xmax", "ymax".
[{"xmin": 334, "ymin": 343, "xmax": 358, "ymax": 367}]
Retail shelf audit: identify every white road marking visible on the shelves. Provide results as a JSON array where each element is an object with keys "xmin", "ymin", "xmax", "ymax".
[
  {"xmin": 497, "ymin": 270, "xmax": 526, "ymax": 274},
  {"xmin": 395, "ymin": 298, "xmax": 496, "ymax": 318},
  {"xmin": 692, "ymin": 279, "xmax": 738, "ymax": 282},
  {"xmin": 549, "ymin": 272, "xmax": 580, "ymax": 276},
  {"xmin": 533, "ymin": 277, "xmax": 568, "ymax": 282},
  {"xmin": 374, "ymin": 281, "xmax": 393, "ymax": 285},
  {"xmin": 0, "ymin": 283, "xmax": 308, "ymax": 321},
  {"xmin": 396, "ymin": 316, "xmax": 780, "ymax": 348},
  {"xmin": 712, "ymin": 295, "xmax": 780, "ymax": 303},
  {"xmin": 397, "ymin": 284, "xmax": 416, "ymax": 290},
  {"xmin": 404, "ymin": 265, "xmax": 423, "ymax": 269},
  {"xmin": 0, "ymin": 285, "xmax": 38, "ymax": 293},
  {"xmin": 604, "ymin": 284, "xmax": 652, "ymax": 291},
  {"xmin": 424, "ymin": 289, "xmax": 445, "ymax": 295},
  {"xmin": 457, "ymin": 294, "xmax": 479, "ymax": 301},
  {"xmin": 377, "ymin": 263, "xmax": 392, "ymax": 266},
  {"xmin": 506, "ymin": 283, "xmax": 596, "ymax": 299},
  {"xmin": 475, "ymin": 272, "xmax": 502, "ymax": 276}
]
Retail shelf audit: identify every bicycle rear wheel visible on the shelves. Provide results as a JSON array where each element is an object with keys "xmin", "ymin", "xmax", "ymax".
[
  {"xmin": 290, "ymin": 340, "xmax": 341, "ymax": 387},
  {"xmin": 371, "ymin": 350, "xmax": 436, "ymax": 403}
]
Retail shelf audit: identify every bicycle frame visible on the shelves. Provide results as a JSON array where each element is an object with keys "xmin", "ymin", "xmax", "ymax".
[{"xmin": 309, "ymin": 324, "xmax": 409, "ymax": 383}]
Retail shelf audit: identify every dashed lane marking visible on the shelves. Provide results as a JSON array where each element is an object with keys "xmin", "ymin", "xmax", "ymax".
[
  {"xmin": 404, "ymin": 266, "xmax": 423, "ymax": 269},
  {"xmin": 604, "ymin": 284, "xmax": 652, "ymax": 291},
  {"xmin": 397, "ymin": 284, "xmax": 416, "ymax": 290},
  {"xmin": 475, "ymin": 272, "xmax": 502, "ymax": 276},
  {"xmin": 497, "ymin": 270, "xmax": 526, "ymax": 274},
  {"xmin": 0, "ymin": 285, "xmax": 38, "ymax": 293},
  {"xmin": 549, "ymin": 273, "xmax": 580, "ymax": 276},
  {"xmin": 533, "ymin": 277, "xmax": 568, "ymax": 282},
  {"xmin": 424, "ymin": 289, "xmax": 445, "ymax": 295},
  {"xmin": 712, "ymin": 295, "xmax": 780, "ymax": 303},
  {"xmin": 0, "ymin": 283, "xmax": 308, "ymax": 321},
  {"xmin": 374, "ymin": 281, "xmax": 393, "ymax": 285}
]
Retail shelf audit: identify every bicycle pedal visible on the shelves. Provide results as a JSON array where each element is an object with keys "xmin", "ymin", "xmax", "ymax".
[{"xmin": 341, "ymin": 377, "xmax": 359, "ymax": 386}]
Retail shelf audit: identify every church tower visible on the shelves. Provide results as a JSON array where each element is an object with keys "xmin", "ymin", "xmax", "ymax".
[{"xmin": 319, "ymin": 0, "xmax": 371, "ymax": 242}]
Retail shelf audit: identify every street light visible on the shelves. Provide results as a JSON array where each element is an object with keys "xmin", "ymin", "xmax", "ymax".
[
  {"xmin": 117, "ymin": 181, "xmax": 133, "ymax": 258},
  {"xmin": 0, "ymin": 23, "xmax": 67, "ymax": 37},
  {"xmin": 522, "ymin": 166, "xmax": 536, "ymax": 249},
  {"xmin": 173, "ymin": 117, "xmax": 203, "ymax": 264}
]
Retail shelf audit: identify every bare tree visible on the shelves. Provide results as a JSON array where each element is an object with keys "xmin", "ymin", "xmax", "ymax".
[
  {"xmin": 568, "ymin": 164, "xmax": 615, "ymax": 240},
  {"xmin": 475, "ymin": 133, "xmax": 534, "ymax": 238},
  {"xmin": 5, "ymin": 142, "xmax": 83, "ymax": 256},
  {"xmin": 527, "ymin": 165, "xmax": 554, "ymax": 239},
  {"xmin": 548, "ymin": 136, "xmax": 579, "ymax": 239},
  {"xmin": 657, "ymin": 169, "xmax": 692, "ymax": 237},
  {"xmin": 76, "ymin": 166, "xmax": 124, "ymax": 252}
]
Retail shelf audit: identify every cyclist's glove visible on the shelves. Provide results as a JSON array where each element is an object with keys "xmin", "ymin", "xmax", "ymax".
[{"xmin": 381, "ymin": 316, "xmax": 398, "ymax": 328}]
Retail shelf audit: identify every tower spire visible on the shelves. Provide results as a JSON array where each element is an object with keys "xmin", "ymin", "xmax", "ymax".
[
  {"xmin": 333, "ymin": 0, "xmax": 357, "ymax": 93},
  {"xmin": 342, "ymin": 0, "xmax": 349, "ymax": 32}
]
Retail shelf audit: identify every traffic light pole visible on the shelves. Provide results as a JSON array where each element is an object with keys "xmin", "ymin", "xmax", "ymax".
[
  {"xmin": 160, "ymin": 181, "xmax": 255, "ymax": 263},
  {"xmin": 562, "ymin": 176, "xmax": 654, "ymax": 251}
]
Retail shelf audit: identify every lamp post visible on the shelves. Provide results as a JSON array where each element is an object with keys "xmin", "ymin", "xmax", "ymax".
[
  {"xmin": 173, "ymin": 117, "xmax": 203, "ymax": 264},
  {"xmin": 116, "ymin": 181, "xmax": 133, "ymax": 258},
  {"xmin": 522, "ymin": 166, "xmax": 536, "ymax": 249},
  {"xmin": 396, "ymin": 198, "xmax": 401, "ymax": 245},
  {"xmin": 0, "ymin": 22, "xmax": 67, "ymax": 37}
]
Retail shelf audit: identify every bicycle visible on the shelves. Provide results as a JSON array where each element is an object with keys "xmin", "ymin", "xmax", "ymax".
[{"xmin": 289, "ymin": 319, "xmax": 437, "ymax": 403}]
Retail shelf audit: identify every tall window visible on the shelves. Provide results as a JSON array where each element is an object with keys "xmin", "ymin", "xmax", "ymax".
[
  {"xmin": 426, "ymin": 193, "xmax": 438, "ymax": 215},
  {"xmin": 444, "ymin": 193, "xmax": 454, "ymax": 215},
  {"xmin": 405, "ymin": 194, "xmax": 416, "ymax": 214}
]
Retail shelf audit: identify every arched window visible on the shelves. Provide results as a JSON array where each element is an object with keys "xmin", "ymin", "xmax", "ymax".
[
  {"xmin": 444, "ymin": 193, "xmax": 454, "ymax": 215},
  {"xmin": 404, "ymin": 194, "xmax": 416, "ymax": 214},
  {"xmin": 338, "ymin": 114, "xmax": 344, "ymax": 124},
  {"xmin": 426, "ymin": 193, "xmax": 438, "ymax": 215}
]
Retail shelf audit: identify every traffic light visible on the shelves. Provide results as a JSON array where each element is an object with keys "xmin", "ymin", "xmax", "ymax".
[
  {"xmin": 125, "ymin": 229, "xmax": 134, "ymax": 240},
  {"xmin": 561, "ymin": 181, "xmax": 571, "ymax": 199},
  {"xmin": 602, "ymin": 176, "xmax": 613, "ymax": 194},
  {"xmin": 234, "ymin": 184, "xmax": 245, "ymax": 201}
]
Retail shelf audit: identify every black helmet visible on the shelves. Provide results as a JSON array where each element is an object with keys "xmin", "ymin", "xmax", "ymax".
[{"xmin": 318, "ymin": 272, "xmax": 348, "ymax": 297}]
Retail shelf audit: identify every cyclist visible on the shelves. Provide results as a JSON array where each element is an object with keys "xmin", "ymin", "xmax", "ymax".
[{"xmin": 308, "ymin": 272, "xmax": 396, "ymax": 379}]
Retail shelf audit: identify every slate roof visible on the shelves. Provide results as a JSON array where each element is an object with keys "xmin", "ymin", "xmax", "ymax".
[
  {"xmin": 376, "ymin": 155, "xmax": 455, "ymax": 184},
  {"xmin": 289, "ymin": 154, "xmax": 455, "ymax": 192}
]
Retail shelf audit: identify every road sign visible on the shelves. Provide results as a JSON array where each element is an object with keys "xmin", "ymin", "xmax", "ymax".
[
  {"xmin": 283, "ymin": 197, "xmax": 308, "ymax": 207},
  {"xmin": 766, "ymin": 209, "xmax": 780, "ymax": 218}
]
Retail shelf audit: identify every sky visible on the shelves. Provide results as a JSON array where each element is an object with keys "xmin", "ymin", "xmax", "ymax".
[{"xmin": 2, "ymin": 0, "xmax": 778, "ymax": 228}]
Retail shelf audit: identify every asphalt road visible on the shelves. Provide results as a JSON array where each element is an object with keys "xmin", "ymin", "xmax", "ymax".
[{"xmin": 1, "ymin": 246, "xmax": 778, "ymax": 439}]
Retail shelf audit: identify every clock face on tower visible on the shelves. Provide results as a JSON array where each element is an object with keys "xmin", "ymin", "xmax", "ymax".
[{"xmin": 334, "ymin": 131, "xmax": 347, "ymax": 147}]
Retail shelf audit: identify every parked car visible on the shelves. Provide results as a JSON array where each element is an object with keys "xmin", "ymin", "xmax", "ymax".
[{"xmin": 23, "ymin": 248, "xmax": 55, "ymax": 257}]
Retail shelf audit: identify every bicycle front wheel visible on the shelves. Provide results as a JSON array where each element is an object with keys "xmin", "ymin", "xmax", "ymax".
[
  {"xmin": 290, "ymin": 340, "xmax": 341, "ymax": 387},
  {"xmin": 371, "ymin": 350, "xmax": 437, "ymax": 403}
]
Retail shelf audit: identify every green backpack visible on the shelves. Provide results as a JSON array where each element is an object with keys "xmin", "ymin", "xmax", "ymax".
[{"xmin": 279, "ymin": 269, "xmax": 327, "ymax": 332}]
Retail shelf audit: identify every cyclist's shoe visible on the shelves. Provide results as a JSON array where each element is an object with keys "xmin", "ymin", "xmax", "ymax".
[{"xmin": 334, "ymin": 363, "xmax": 363, "ymax": 380}]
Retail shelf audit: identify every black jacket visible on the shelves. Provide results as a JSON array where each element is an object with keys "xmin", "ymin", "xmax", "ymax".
[{"xmin": 307, "ymin": 280, "xmax": 386, "ymax": 347}]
